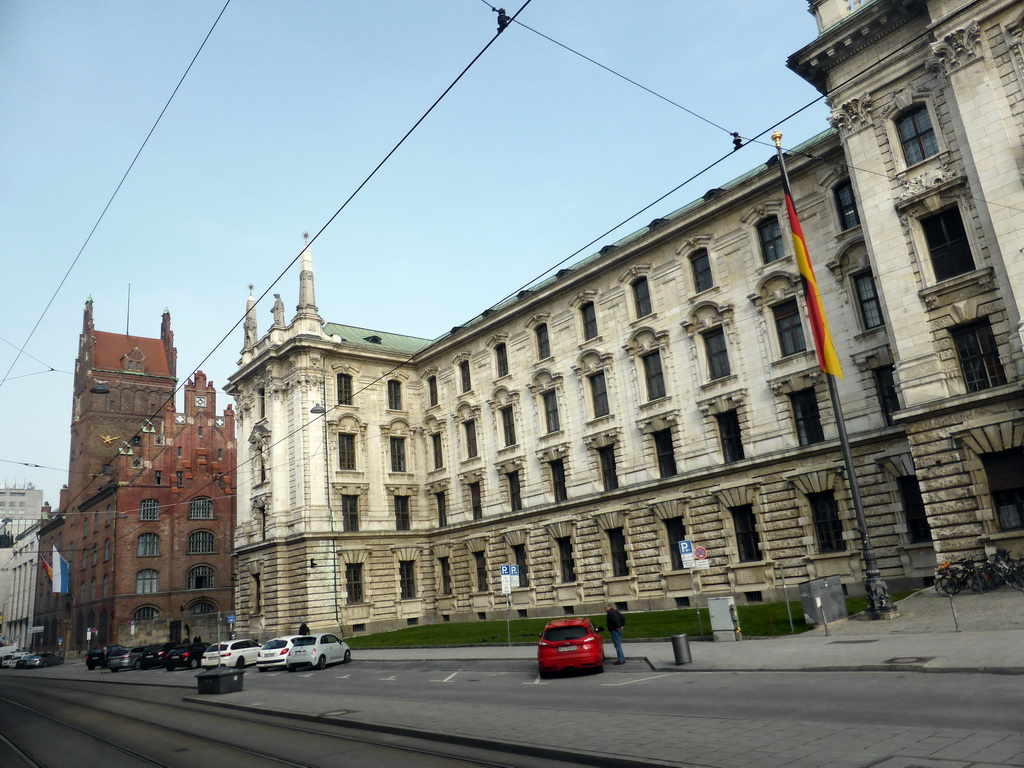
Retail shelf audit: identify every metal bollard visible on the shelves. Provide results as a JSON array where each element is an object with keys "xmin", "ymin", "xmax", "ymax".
[{"xmin": 671, "ymin": 633, "xmax": 692, "ymax": 665}]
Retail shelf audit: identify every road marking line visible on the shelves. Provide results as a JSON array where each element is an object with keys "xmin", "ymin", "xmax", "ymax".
[
  {"xmin": 379, "ymin": 675, "xmax": 397, "ymax": 681},
  {"xmin": 524, "ymin": 676, "xmax": 546, "ymax": 685},
  {"xmin": 335, "ymin": 674, "xmax": 351, "ymax": 679},
  {"xmin": 430, "ymin": 672, "xmax": 459, "ymax": 683},
  {"xmin": 601, "ymin": 674, "xmax": 672, "ymax": 687}
]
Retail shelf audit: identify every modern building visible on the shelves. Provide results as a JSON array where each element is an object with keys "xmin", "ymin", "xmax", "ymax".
[
  {"xmin": 1, "ymin": 521, "xmax": 43, "ymax": 649},
  {"xmin": 227, "ymin": 0, "xmax": 1024, "ymax": 638},
  {"xmin": 36, "ymin": 302, "xmax": 237, "ymax": 651},
  {"xmin": 0, "ymin": 483, "xmax": 50, "ymax": 543}
]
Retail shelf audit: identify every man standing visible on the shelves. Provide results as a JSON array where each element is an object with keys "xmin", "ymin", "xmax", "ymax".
[{"xmin": 605, "ymin": 604, "xmax": 626, "ymax": 665}]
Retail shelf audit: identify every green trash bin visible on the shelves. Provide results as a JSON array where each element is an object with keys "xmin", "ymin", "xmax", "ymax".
[{"xmin": 196, "ymin": 666, "xmax": 244, "ymax": 694}]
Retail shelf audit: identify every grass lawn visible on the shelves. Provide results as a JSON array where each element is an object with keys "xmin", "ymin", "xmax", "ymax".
[{"xmin": 345, "ymin": 591, "xmax": 919, "ymax": 649}]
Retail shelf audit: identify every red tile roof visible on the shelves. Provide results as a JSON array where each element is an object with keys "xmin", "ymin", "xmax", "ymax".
[{"xmin": 92, "ymin": 331, "xmax": 172, "ymax": 376}]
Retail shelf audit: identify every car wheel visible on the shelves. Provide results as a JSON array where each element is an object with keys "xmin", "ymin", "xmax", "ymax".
[
  {"xmin": 165, "ymin": 664, "xmax": 174, "ymax": 672},
  {"xmin": 257, "ymin": 666, "xmax": 267, "ymax": 673},
  {"xmin": 314, "ymin": 655, "xmax": 327, "ymax": 671},
  {"xmin": 133, "ymin": 660, "xmax": 142, "ymax": 670},
  {"xmin": 110, "ymin": 667, "xmax": 119, "ymax": 673},
  {"xmin": 538, "ymin": 667, "xmax": 550, "ymax": 679},
  {"xmin": 190, "ymin": 657, "xmax": 200, "ymax": 670},
  {"xmin": 235, "ymin": 657, "xmax": 246, "ymax": 669},
  {"xmin": 343, "ymin": 649, "xmax": 351, "ymax": 664},
  {"xmin": 287, "ymin": 665, "xmax": 296, "ymax": 673},
  {"xmin": 87, "ymin": 663, "xmax": 95, "ymax": 670}
]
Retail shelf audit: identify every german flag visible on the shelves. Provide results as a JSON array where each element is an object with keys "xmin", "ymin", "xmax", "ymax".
[{"xmin": 776, "ymin": 139, "xmax": 843, "ymax": 378}]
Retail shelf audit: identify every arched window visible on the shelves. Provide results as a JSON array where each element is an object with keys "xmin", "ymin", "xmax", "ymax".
[
  {"xmin": 133, "ymin": 606, "xmax": 158, "ymax": 621},
  {"xmin": 188, "ymin": 600, "xmax": 215, "ymax": 614},
  {"xmin": 103, "ymin": 538, "xmax": 111, "ymax": 562},
  {"xmin": 188, "ymin": 531, "xmax": 215, "ymax": 554},
  {"xmin": 136, "ymin": 569, "xmax": 159, "ymax": 594},
  {"xmin": 91, "ymin": 543, "xmax": 98, "ymax": 566},
  {"xmin": 102, "ymin": 573, "xmax": 109, "ymax": 597},
  {"xmin": 90, "ymin": 578, "xmax": 96, "ymax": 600},
  {"xmin": 137, "ymin": 533, "xmax": 160, "ymax": 557},
  {"xmin": 188, "ymin": 565, "xmax": 215, "ymax": 590},
  {"xmin": 140, "ymin": 499, "xmax": 160, "ymax": 521},
  {"xmin": 189, "ymin": 497, "xmax": 214, "ymax": 520}
]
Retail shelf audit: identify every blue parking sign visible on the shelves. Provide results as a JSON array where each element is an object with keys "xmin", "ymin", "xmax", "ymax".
[{"xmin": 678, "ymin": 540, "xmax": 694, "ymax": 557}]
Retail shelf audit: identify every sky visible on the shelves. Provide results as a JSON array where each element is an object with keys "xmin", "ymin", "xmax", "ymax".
[{"xmin": 0, "ymin": 1, "xmax": 831, "ymax": 507}]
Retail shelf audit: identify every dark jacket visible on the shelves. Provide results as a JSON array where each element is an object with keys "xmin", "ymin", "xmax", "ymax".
[{"xmin": 606, "ymin": 608, "xmax": 625, "ymax": 632}]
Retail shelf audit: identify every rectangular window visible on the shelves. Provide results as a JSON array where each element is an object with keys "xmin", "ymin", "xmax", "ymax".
[
  {"xmin": 690, "ymin": 249, "xmax": 713, "ymax": 293},
  {"xmin": 731, "ymin": 505, "xmax": 762, "ymax": 562},
  {"xmin": 897, "ymin": 106, "xmax": 939, "ymax": 165},
  {"xmin": 463, "ymin": 420, "xmax": 478, "ymax": 458},
  {"xmin": 469, "ymin": 481, "xmax": 482, "ymax": 520},
  {"xmin": 542, "ymin": 390, "xmax": 560, "ymax": 433},
  {"xmin": 716, "ymin": 410, "xmax": 745, "ymax": 462},
  {"xmin": 427, "ymin": 375, "xmax": 438, "ymax": 407},
  {"xmin": 495, "ymin": 343, "xmax": 509, "ymax": 378},
  {"xmin": 598, "ymin": 445, "xmax": 618, "ymax": 491},
  {"xmin": 589, "ymin": 372, "xmax": 609, "ymax": 418},
  {"xmin": 653, "ymin": 428, "xmax": 677, "ymax": 478},
  {"xmin": 952, "ymin": 321, "xmax": 1006, "ymax": 393},
  {"xmin": 834, "ymin": 181, "xmax": 860, "ymax": 230},
  {"xmin": 853, "ymin": 271, "xmax": 884, "ymax": 330},
  {"xmin": 993, "ymin": 490, "xmax": 1024, "ymax": 531},
  {"xmin": 387, "ymin": 380, "xmax": 402, "ymax": 410},
  {"xmin": 550, "ymin": 458, "xmax": 568, "ymax": 502},
  {"xmin": 704, "ymin": 328, "xmax": 731, "ymax": 379},
  {"xmin": 337, "ymin": 373, "xmax": 353, "ymax": 405},
  {"xmin": 557, "ymin": 536, "xmax": 576, "ymax": 583},
  {"xmin": 512, "ymin": 543, "xmax": 530, "ymax": 587},
  {"xmin": 438, "ymin": 556, "xmax": 452, "ymax": 595},
  {"xmin": 394, "ymin": 495, "xmax": 411, "ymax": 531},
  {"xmin": 501, "ymin": 406, "xmax": 517, "ymax": 446},
  {"xmin": 810, "ymin": 491, "xmax": 846, "ymax": 553},
  {"xmin": 897, "ymin": 476, "xmax": 931, "ymax": 543},
  {"xmin": 474, "ymin": 551, "xmax": 488, "ymax": 592},
  {"xmin": 342, "ymin": 494, "xmax": 359, "ymax": 532},
  {"xmin": 338, "ymin": 433, "xmax": 356, "ymax": 470},
  {"xmin": 435, "ymin": 491, "xmax": 447, "ymax": 527},
  {"xmin": 874, "ymin": 365, "xmax": 900, "ymax": 426},
  {"xmin": 536, "ymin": 323, "xmax": 551, "ymax": 359},
  {"xmin": 346, "ymin": 562, "xmax": 363, "ymax": 603},
  {"xmin": 176, "ymin": 471, "xmax": 184, "ymax": 487},
  {"xmin": 923, "ymin": 208, "xmax": 974, "ymax": 281},
  {"xmin": 642, "ymin": 351, "xmax": 667, "ymax": 399},
  {"xmin": 459, "ymin": 360, "xmax": 472, "ymax": 393},
  {"xmin": 632, "ymin": 277, "xmax": 652, "ymax": 317},
  {"xmin": 981, "ymin": 450, "xmax": 1024, "ymax": 531},
  {"xmin": 773, "ymin": 300, "xmax": 806, "ymax": 357},
  {"xmin": 390, "ymin": 437, "xmax": 407, "ymax": 472},
  {"xmin": 607, "ymin": 527, "xmax": 629, "ymax": 577},
  {"xmin": 431, "ymin": 433, "xmax": 443, "ymax": 470},
  {"xmin": 791, "ymin": 389, "xmax": 824, "ymax": 446},
  {"xmin": 154, "ymin": 471, "xmax": 162, "ymax": 486},
  {"xmin": 758, "ymin": 218, "xmax": 785, "ymax": 263},
  {"xmin": 399, "ymin": 560, "xmax": 416, "ymax": 600},
  {"xmin": 507, "ymin": 470, "xmax": 522, "ymax": 511},
  {"xmin": 581, "ymin": 301, "xmax": 598, "ymax": 340},
  {"xmin": 664, "ymin": 517, "xmax": 686, "ymax": 570}
]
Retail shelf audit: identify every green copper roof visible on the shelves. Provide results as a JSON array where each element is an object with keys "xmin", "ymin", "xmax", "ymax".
[{"xmin": 322, "ymin": 322, "xmax": 433, "ymax": 355}]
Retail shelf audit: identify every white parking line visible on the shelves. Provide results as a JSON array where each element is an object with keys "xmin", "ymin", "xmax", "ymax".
[
  {"xmin": 523, "ymin": 676, "xmax": 546, "ymax": 685},
  {"xmin": 379, "ymin": 675, "xmax": 397, "ymax": 681},
  {"xmin": 334, "ymin": 674, "xmax": 351, "ymax": 679},
  {"xmin": 430, "ymin": 672, "xmax": 459, "ymax": 683},
  {"xmin": 601, "ymin": 674, "xmax": 672, "ymax": 687}
]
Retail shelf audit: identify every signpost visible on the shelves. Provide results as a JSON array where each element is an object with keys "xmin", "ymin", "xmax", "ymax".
[
  {"xmin": 500, "ymin": 565, "xmax": 520, "ymax": 646},
  {"xmin": 677, "ymin": 541, "xmax": 708, "ymax": 637}
]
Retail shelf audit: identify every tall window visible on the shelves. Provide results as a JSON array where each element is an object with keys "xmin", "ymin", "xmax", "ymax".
[
  {"xmin": 758, "ymin": 218, "xmax": 784, "ymax": 263},
  {"xmin": 188, "ymin": 530, "xmax": 215, "ymax": 554},
  {"xmin": 874, "ymin": 366, "xmax": 900, "ymax": 426},
  {"xmin": 399, "ymin": 560, "xmax": 416, "ymax": 600},
  {"xmin": 342, "ymin": 494, "xmax": 359, "ymax": 531},
  {"xmin": 731, "ymin": 506, "xmax": 762, "ymax": 562},
  {"xmin": 507, "ymin": 470, "xmax": 522, "ymax": 511},
  {"xmin": 495, "ymin": 343, "xmax": 509, "ymax": 378},
  {"xmin": 390, "ymin": 437, "xmax": 407, "ymax": 472},
  {"xmin": 346, "ymin": 563, "xmax": 363, "ymax": 603},
  {"xmin": 549, "ymin": 458, "xmax": 568, "ymax": 502},
  {"xmin": 834, "ymin": 181, "xmax": 860, "ymax": 230},
  {"xmin": 632, "ymin": 277, "xmax": 652, "ymax": 317},
  {"xmin": 773, "ymin": 300, "xmax": 806, "ymax": 357},
  {"xmin": 653, "ymin": 429, "xmax": 677, "ymax": 478},
  {"xmin": 898, "ymin": 476, "xmax": 931, "ymax": 543},
  {"xmin": 176, "ymin": 470, "xmax": 184, "ymax": 487},
  {"xmin": 853, "ymin": 271, "xmax": 883, "ymax": 330},
  {"xmin": 717, "ymin": 410, "xmax": 745, "ymax": 463},
  {"xmin": 258, "ymin": 387, "xmax": 266, "ymax": 419},
  {"xmin": 607, "ymin": 527, "xmax": 629, "ymax": 577},
  {"xmin": 394, "ymin": 495, "xmax": 411, "ymax": 531},
  {"xmin": 435, "ymin": 491, "xmax": 447, "ymax": 527},
  {"xmin": 557, "ymin": 536, "xmax": 576, "ymax": 582},
  {"xmin": 427, "ymin": 375, "xmax": 438, "ymax": 406},
  {"xmin": 512, "ymin": 543, "xmax": 530, "ymax": 587},
  {"xmin": 140, "ymin": 498, "xmax": 160, "ymax": 521},
  {"xmin": 431, "ymin": 433, "xmax": 444, "ymax": 470},
  {"xmin": 580, "ymin": 301, "xmax": 598, "ymax": 340},
  {"xmin": 896, "ymin": 105, "xmax": 938, "ymax": 165},
  {"xmin": 536, "ymin": 323, "xmax": 551, "ymax": 359},
  {"xmin": 690, "ymin": 249, "xmax": 713, "ymax": 292},
  {"xmin": 589, "ymin": 372, "xmax": 609, "ymax": 418},
  {"xmin": 474, "ymin": 551, "xmax": 488, "ymax": 592},
  {"xmin": 336, "ymin": 373, "xmax": 353, "ymax": 405},
  {"xmin": 459, "ymin": 360, "xmax": 472, "ymax": 393},
  {"xmin": 387, "ymin": 380, "xmax": 402, "ymax": 410},
  {"xmin": 665, "ymin": 517, "xmax": 686, "ymax": 570},
  {"xmin": 137, "ymin": 533, "xmax": 160, "ymax": 557},
  {"xmin": 791, "ymin": 389, "xmax": 824, "ymax": 446},
  {"xmin": 188, "ymin": 565, "xmax": 214, "ymax": 590},
  {"xmin": 136, "ymin": 569, "xmax": 159, "ymax": 594},
  {"xmin": 438, "ymin": 556, "xmax": 452, "ymax": 594},
  {"xmin": 704, "ymin": 328, "xmax": 730, "ymax": 379},
  {"xmin": 598, "ymin": 445, "xmax": 618, "ymax": 491},
  {"xmin": 463, "ymin": 420, "xmax": 478, "ymax": 458},
  {"xmin": 338, "ymin": 433, "xmax": 356, "ymax": 470},
  {"xmin": 642, "ymin": 351, "xmax": 667, "ymax": 400},
  {"xmin": 469, "ymin": 482, "xmax": 482, "ymax": 520},
  {"xmin": 542, "ymin": 390, "xmax": 560, "ymax": 433},
  {"xmin": 809, "ymin": 492, "xmax": 845, "ymax": 553},
  {"xmin": 501, "ymin": 406, "xmax": 517, "ymax": 446},
  {"xmin": 923, "ymin": 208, "xmax": 974, "ymax": 281},
  {"xmin": 982, "ymin": 450, "xmax": 1024, "ymax": 531},
  {"xmin": 952, "ymin": 321, "xmax": 1006, "ymax": 392},
  {"xmin": 189, "ymin": 498, "xmax": 214, "ymax": 520}
]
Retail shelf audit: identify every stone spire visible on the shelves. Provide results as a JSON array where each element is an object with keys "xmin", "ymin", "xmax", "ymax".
[
  {"xmin": 295, "ymin": 239, "xmax": 319, "ymax": 319},
  {"xmin": 243, "ymin": 284, "xmax": 258, "ymax": 350}
]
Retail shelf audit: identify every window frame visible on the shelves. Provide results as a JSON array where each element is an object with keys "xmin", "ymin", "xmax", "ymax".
[
  {"xmin": 342, "ymin": 494, "xmax": 360, "ymax": 532},
  {"xmin": 338, "ymin": 433, "xmax": 356, "ymax": 470},
  {"xmin": 346, "ymin": 562, "xmax": 364, "ymax": 603},
  {"xmin": 336, "ymin": 373, "xmax": 353, "ymax": 406},
  {"xmin": 951, "ymin": 321, "xmax": 1007, "ymax": 393},
  {"xmin": 597, "ymin": 444, "xmax": 618, "ymax": 491},
  {"xmin": 387, "ymin": 380, "xmax": 402, "ymax": 410},
  {"xmin": 757, "ymin": 217, "xmax": 785, "ymax": 264},
  {"xmin": 642, "ymin": 350, "xmax": 667, "ymax": 400},
  {"xmin": 922, "ymin": 208, "xmax": 975, "ymax": 282},
  {"xmin": 500, "ymin": 406, "xmax": 517, "ymax": 446},
  {"xmin": 809, "ymin": 492, "xmax": 846, "ymax": 553},
  {"xmin": 607, "ymin": 527, "xmax": 629, "ymax": 577},
  {"xmin": 653, "ymin": 428, "xmax": 677, "ymax": 478},
  {"xmin": 589, "ymin": 371, "xmax": 610, "ymax": 418},
  {"xmin": 632, "ymin": 277, "xmax": 652, "ymax": 318},
  {"xmin": 390, "ymin": 436, "xmax": 407, "ymax": 472},
  {"xmin": 495, "ymin": 342, "xmax": 509, "ymax": 378},
  {"xmin": 791, "ymin": 388, "xmax": 825, "ymax": 446},
  {"xmin": 394, "ymin": 495, "xmax": 411, "ymax": 531},
  {"xmin": 187, "ymin": 530, "xmax": 215, "ymax": 555},
  {"xmin": 690, "ymin": 249, "xmax": 713, "ymax": 293},
  {"xmin": 535, "ymin": 323, "xmax": 551, "ymax": 359},
  {"xmin": 896, "ymin": 105, "xmax": 939, "ymax": 166},
  {"xmin": 834, "ymin": 180, "xmax": 860, "ymax": 230},
  {"xmin": 773, "ymin": 299, "xmax": 807, "ymax": 358},
  {"xmin": 580, "ymin": 301, "xmax": 598, "ymax": 340}
]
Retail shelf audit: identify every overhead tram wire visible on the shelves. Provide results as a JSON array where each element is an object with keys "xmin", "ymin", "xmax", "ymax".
[{"xmin": 0, "ymin": 0, "xmax": 232, "ymax": 397}]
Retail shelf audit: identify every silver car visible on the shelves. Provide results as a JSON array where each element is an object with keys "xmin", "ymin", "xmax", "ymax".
[
  {"xmin": 286, "ymin": 633, "xmax": 351, "ymax": 672},
  {"xmin": 106, "ymin": 645, "xmax": 147, "ymax": 672}
]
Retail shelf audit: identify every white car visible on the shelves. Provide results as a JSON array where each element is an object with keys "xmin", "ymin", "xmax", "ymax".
[
  {"xmin": 1, "ymin": 650, "xmax": 30, "ymax": 669},
  {"xmin": 201, "ymin": 639, "xmax": 262, "ymax": 669},
  {"xmin": 256, "ymin": 635, "xmax": 304, "ymax": 672},
  {"xmin": 286, "ymin": 633, "xmax": 351, "ymax": 672}
]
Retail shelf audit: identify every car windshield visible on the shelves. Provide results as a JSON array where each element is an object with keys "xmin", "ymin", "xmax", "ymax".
[
  {"xmin": 263, "ymin": 640, "xmax": 288, "ymax": 650},
  {"xmin": 543, "ymin": 625, "xmax": 589, "ymax": 642},
  {"xmin": 293, "ymin": 637, "xmax": 316, "ymax": 647}
]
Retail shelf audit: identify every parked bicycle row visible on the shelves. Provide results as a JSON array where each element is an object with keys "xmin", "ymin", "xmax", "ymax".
[{"xmin": 934, "ymin": 549, "xmax": 1024, "ymax": 596}]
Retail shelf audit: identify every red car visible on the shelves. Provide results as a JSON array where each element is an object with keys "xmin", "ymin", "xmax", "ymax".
[{"xmin": 537, "ymin": 617, "xmax": 605, "ymax": 677}]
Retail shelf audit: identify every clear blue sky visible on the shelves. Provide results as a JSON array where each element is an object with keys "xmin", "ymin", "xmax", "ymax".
[{"xmin": 0, "ymin": 1, "xmax": 830, "ymax": 505}]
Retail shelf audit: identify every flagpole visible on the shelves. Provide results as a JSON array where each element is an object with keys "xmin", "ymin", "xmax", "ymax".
[{"xmin": 772, "ymin": 132, "xmax": 898, "ymax": 619}]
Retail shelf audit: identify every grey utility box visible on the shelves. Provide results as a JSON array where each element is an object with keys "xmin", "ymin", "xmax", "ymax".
[
  {"xmin": 798, "ymin": 577, "xmax": 847, "ymax": 625},
  {"xmin": 196, "ymin": 666, "xmax": 244, "ymax": 695},
  {"xmin": 708, "ymin": 596, "xmax": 739, "ymax": 642}
]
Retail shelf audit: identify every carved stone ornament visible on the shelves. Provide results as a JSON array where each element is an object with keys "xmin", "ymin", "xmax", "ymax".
[
  {"xmin": 893, "ymin": 162, "xmax": 964, "ymax": 210},
  {"xmin": 829, "ymin": 96, "xmax": 873, "ymax": 136},
  {"xmin": 931, "ymin": 23, "xmax": 982, "ymax": 73}
]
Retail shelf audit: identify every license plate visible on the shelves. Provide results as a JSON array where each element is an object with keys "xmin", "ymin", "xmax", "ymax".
[{"xmin": 557, "ymin": 645, "xmax": 578, "ymax": 652}]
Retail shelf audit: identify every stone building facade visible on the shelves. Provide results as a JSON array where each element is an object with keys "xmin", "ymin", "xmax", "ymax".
[{"xmin": 228, "ymin": 0, "xmax": 1024, "ymax": 638}]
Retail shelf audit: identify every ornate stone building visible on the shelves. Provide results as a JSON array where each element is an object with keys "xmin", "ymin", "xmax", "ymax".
[{"xmin": 228, "ymin": 0, "xmax": 1024, "ymax": 638}]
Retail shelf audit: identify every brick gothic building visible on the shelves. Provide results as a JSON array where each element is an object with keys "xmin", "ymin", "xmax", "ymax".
[
  {"xmin": 37, "ymin": 301, "xmax": 237, "ymax": 651},
  {"xmin": 228, "ymin": 0, "xmax": 1024, "ymax": 639}
]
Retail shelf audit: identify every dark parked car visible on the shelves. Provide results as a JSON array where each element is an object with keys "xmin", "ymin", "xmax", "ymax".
[
  {"xmin": 16, "ymin": 652, "xmax": 64, "ymax": 669},
  {"xmin": 86, "ymin": 645, "xmax": 126, "ymax": 670},
  {"xmin": 164, "ymin": 642, "xmax": 209, "ymax": 671},
  {"xmin": 106, "ymin": 645, "xmax": 146, "ymax": 672},
  {"xmin": 139, "ymin": 642, "xmax": 177, "ymax": 669}
]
